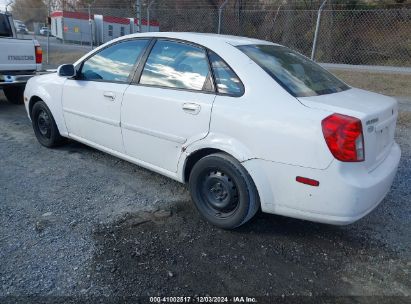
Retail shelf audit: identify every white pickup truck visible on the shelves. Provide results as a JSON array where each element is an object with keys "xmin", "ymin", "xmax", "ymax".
[{"xmin": 0, "ymin": 12, "xmax": 42, "ymax": 104}]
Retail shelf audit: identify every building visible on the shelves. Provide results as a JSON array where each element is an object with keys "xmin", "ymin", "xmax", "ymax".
[
  {"xmin": 51, "ymin": 11, "xmax": 94, "ymax": 45},
  {"xmin": 50, "ymin": 11, "xmax": 160, "ymax": 46},
  {"xmin": 133, "ymin": 18, "xmax": 160, "ymax": 35},
  {"xmin": 100, "ymin": 15, "xmax": 132, "ymax": 45}
]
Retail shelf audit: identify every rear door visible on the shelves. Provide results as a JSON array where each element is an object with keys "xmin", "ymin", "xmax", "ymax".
[
  {"xmin": 121, "ymin": 39, "xmax": 216, "ymax": 172},
  {"xmin": 62, "ymin": 39, "xmax": 150, "ymax": 152}
]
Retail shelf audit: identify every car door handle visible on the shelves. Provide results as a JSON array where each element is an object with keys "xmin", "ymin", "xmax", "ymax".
[
  {"xmin": 103, "ymin": 91, "xmax": 115, "ymax": 101},
  {"xmin": 182, "ymin": 103, "xmax": 201, "ymax": 115}
]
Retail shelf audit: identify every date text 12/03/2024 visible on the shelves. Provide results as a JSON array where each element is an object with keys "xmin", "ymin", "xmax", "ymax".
[{"xmin": 149, "ymin": 296, "xmax": 258, "ymax": 303}]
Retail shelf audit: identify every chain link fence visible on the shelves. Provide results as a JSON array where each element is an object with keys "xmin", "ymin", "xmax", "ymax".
[
  {"xmin": 145, "ymin": 5, "xmax": 411, "ymax": 69},
  {"xmin": 6, "ymin": 4, "xmax": 411, "ymax": 71}
]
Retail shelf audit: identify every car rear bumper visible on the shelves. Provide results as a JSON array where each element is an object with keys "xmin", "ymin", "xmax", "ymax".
[{"xmin": 243, "ymin": 142, "xmax": 401, "ymax": 225}]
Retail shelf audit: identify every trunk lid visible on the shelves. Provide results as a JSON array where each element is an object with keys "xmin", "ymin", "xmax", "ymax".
[{"xmin": 298, "ymin": 88, "xmax": 398, "ymax": 171}]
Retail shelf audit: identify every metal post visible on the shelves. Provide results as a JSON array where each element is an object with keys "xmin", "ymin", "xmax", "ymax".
[
  {"xmin": 88, "ymin": 4, "xmax": 93, "ymax": 50},
  {"xmin": 235, "ymin": 0, "xmax": 242, "ymax": 34},
  {"xmin": 147, "ymin": 0, "xmax": 155, "ymax": 33},
  {"xmin": 136, "ymin": 0, "xmax": 141, "ymax": 33},
  {"xmin": 217, "ymin": 0, "xmax": 229, "ymax": 34},
  {"xmin": 46, "ymin": 0, "xmax": 51, "ymax": 64},
  {"xmin": 311, "ymin": 0, "xmax": 327, "ymax": 61},
  {"xmin": 265, "ymin": 4, "xmax": 282, "ymax": 40}
]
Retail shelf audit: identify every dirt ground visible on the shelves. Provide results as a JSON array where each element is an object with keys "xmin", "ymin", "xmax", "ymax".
[{"xmin": 331, "ymin": 70, "xmax": 411, "ymax": 97}]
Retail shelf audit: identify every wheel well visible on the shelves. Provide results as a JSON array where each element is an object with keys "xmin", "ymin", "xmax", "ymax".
[
  {"xmin": 183, "ymin": 148, "xmax": 224, "ymax": 183},
  {"xmin": 28, "ymin": 96, "xmax": 42, "ymax": 119}
]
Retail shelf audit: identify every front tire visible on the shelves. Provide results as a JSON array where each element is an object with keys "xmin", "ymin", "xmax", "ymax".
[
  {"xmin": 3, "ymin": 86, "xmax": 25, "ymax": 104},
  {"xmin": 31, "ymin": 100, "xmax": 65, "ymax": 147},
  {"xmin": 189, "ymin": 153, "xmax": 260, "ymax": 229}
]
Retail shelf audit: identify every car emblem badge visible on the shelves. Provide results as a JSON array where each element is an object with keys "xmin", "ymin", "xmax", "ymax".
[
  {"xmin": 366, "ymin": 118, "xmax": 379, "ymax": 125},
  {"xmin": 367, "ymin": 126, "xmax": 375, "ymax": 133}
]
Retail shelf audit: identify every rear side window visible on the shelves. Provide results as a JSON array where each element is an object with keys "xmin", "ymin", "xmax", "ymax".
[
  {"xmin": 208, "ymin": 51, "xmax": 244, "ymax": 96},
  {"xmin": 0, "ymin": 14, "xmax": 13, "ymax": 37},
  {"xmin": 79, "ymin": 39, "xmax": 149, "ymax": 82},
  {"xmin": 237, "ymin": 44, "xmax": 349, "ymax": 97},
  {"xmin": 139, "ymin": 40, "xmax": 211, "ymax": 91}
]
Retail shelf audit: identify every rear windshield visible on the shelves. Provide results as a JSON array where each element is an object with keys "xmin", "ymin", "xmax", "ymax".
[
  {"xmin": 0, "ymin": 14, "xmax": 13, "ymax": 37},
  {"xmin": 237, "ymin": 44, "xmax": 349, "ymax": 97}
]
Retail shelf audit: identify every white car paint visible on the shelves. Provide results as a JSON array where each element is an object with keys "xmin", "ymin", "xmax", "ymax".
[
  {"xmin": 24, "ymin": 32, "xmax": 401, "ymax": 225},
  {"xmin": 122, "ymin": 86, "xmax": 215, "ymax": 172},
  {"xmin": 62, "ymin": 80, "xmax": 128, "ymax": 152}
]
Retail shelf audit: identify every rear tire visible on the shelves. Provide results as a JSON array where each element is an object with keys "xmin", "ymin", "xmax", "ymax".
[
  {"xmin": 3, "ymin": 86, "xmax": 25, "ymax": 105},
  {"xmin": 31, "ymin": 100, "xmax": 65, "ymax": 148},
  {"xmin": 189, "ymin": 153, "xmax": 260, "ymax": 229}
]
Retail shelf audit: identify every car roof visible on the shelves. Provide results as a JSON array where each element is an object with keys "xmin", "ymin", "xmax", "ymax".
[{"xmin": 121, "ymin": 32, "xmax": 276, "ymax": 48}]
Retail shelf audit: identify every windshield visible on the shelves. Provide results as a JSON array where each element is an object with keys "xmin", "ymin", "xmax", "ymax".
[
  {"xmin": 0, "ymin": 14, "xmax": 13, "ymax": 37},
  {"xmin": 237, "ymin": 44, "xmax": 349, "ymax": 97}
]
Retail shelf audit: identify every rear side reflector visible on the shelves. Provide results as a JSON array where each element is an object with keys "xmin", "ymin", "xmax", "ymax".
[
  {"xmin": 296, "ymin": 176, "xmax": 319, "ymax": 187},
  {"xmin": 322, "ymin": 113, "xmax": 365, "ymax": 162},
  {"xmin": 35, "ymin": 46, "xmax": 43, "ymax": 64}
]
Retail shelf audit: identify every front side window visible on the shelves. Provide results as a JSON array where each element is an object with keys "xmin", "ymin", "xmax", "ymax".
[
  {"xmin": 208, "ymin": 51, "xmax": 244, "ymax": 96},
  {"xmin": 139, "ymin": 40, "xmax": 211, "ymax": 91},
  {"xmin": 237, "ymin": 44, "xmax": 349, "ymax": 97},
  {"xmin": 79, "ymin": 39, "xmax": 149, "ymax": 82}
]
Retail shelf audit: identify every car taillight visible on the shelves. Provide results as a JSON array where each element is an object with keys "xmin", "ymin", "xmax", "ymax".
[
  {"xmin": 35, "ymin": 46, "xmax": 42, "ymax": 64},
  {"xmin": 321, "ymin": 113, "xmax": 364, "ymax": 162}
]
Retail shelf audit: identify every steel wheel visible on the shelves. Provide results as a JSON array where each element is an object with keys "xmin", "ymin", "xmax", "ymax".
[
  {"xmin": 37, "ymin": 110, "xmax": 51, "ymax": 138},
  {"xmin": 189, "ymin": 153, "xmax": 260, "ymax": 229},
  {"xmin": 31, "ymin": 100, "xmax": 65, "ymax": 148},
  {"xmin": 200, "ymin": 169, "xmax": 239, "ymax": 218}
]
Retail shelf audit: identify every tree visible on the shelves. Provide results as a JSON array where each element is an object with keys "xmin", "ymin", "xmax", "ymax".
[{"xmin": 11, "ymin": 0, "xmax": 47, "ymax": 26}]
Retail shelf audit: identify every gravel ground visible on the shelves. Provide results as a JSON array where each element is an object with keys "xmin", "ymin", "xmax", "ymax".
[{"xmin": 0, "ymin": 92, "xmax": 410, "ymax": 302}]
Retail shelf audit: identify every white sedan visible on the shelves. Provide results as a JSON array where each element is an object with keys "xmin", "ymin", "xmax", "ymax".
[
  {"xmin": 24, "ymin": 32, "xmax": 401, "ymax": 229},
  {"xmin": 39, "ymin": 27, "xmax": 50, "ymax": 36}
]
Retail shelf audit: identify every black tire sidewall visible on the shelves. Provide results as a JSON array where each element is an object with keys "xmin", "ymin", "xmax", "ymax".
[
  {"xmin": 189, "ymin": 153, "xmax": 259, "ymax": 229},
  {"xmin": 32, "ymin": 101, "xmax": 61, "ymax": 147}
]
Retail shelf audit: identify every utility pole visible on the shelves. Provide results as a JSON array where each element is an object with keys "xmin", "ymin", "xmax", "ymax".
[{"xmin": 136, "ymin": 0, "xmax": 141, "ymax": 33}]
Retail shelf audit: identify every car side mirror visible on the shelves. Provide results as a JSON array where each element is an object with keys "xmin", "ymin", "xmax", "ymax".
[{"xmin": 57, "ymin": 64, "xmax": 76, "ymax": 78}]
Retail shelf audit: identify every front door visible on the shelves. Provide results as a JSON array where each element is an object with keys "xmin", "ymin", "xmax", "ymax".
[{"xmin": 62, "ymin": 39, "xmax": 150, "ymax": 152}]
